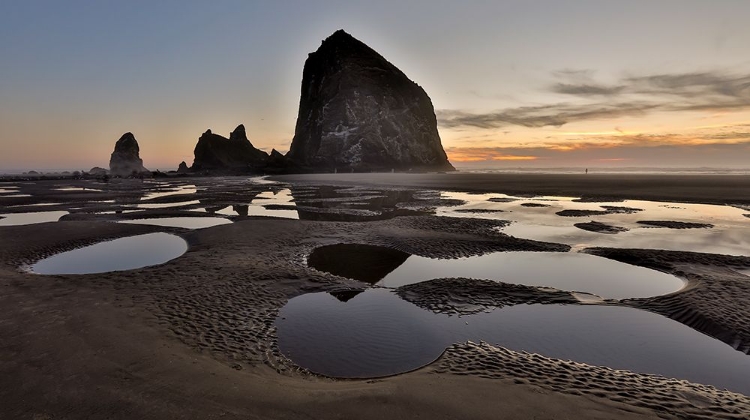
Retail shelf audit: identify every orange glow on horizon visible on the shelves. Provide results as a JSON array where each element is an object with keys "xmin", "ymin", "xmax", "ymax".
[{"xmin": 447, "ymin": 150, "xmax": 538, "ymax": 162}]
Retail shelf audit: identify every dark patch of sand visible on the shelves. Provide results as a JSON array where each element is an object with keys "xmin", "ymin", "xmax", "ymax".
[
  {"xmin": 573, "ymin": 196, "xmax": 626, "ymax": 203},
  {"xmin": 557, "ymin": 206, "xmax": 643, "ymax": 217},
  {"xmin": 575, "ymin": 221, "xmax": 629, "ymax": 234},
  {"xmin": 438, "ymin": 342, "xmax": 750, "ymax": 420},
  {"xmin": 487, "ymin": 197, "xmax": 517, "ymax": 203},
  {"xmin": 263, "ymin": 203, "xmax": 298, "ymax": 211},
  {"xmin": 396, "ymin": 278, "xmax": 577, "ymax": 316},
  {"xmin": 637, "ymin": 221, "xmax": 714, "ymax": 229},
  {"xmin": 453, "ymin": 208, "xmax": 506, "ymax": 214},
  {"xmin": 520, "ymin": 202, "xmax": 550, "ymax": 208}
]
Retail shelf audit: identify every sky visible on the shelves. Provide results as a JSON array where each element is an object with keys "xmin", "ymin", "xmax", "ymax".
[{"xmin": 1, "ymin": 0, "xmax": 749, "ymax": 171}]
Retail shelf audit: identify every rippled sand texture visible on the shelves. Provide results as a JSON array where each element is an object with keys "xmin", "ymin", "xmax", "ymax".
[{"xmin": 2, "ymin": 174, "xmax": 750, "ymax": 420}]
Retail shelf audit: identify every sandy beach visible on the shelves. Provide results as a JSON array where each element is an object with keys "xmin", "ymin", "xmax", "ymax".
[{"xmin": 1, "ymin": 174, "xmax": 750, "ymax": 419}]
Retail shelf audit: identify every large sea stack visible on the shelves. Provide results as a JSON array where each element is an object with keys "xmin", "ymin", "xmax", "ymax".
[
  {"xmin": 191, "ymin": 124, "xmax": 269, "ymax": 172},
  {"xmin": 109, "ymin": 132, "xmax": 149, "ymax": 177},
  {"xmin": 286, "ymin": 30, "xmax": 454, "ymax": 172}
]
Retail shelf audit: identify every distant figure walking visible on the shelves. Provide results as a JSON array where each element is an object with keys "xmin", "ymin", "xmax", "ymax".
[{"xmin": 585, "ymin": 168, "xmax": 588, "ymax": 174}]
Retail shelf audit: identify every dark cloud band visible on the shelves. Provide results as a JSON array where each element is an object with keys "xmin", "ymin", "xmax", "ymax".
[{"xmin": 439, "ymin": 70, "xmax": 750, "ymax": 129}]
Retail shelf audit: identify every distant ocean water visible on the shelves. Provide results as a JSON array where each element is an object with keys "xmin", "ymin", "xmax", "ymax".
[
  {"xmin": 3, "ymin": 167, "xmax": 750, "ymax": 176},
  {"xmin": 453, "ymin": 167, "xmax": 750, "ymax": 175}
]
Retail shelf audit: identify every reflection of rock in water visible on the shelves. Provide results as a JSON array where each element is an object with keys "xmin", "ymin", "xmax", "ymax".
[
  {"xmin": 308, "ymin": 244, "xmax": 410, "ymax": 284},
  {"xmin": 290, "ymin": 187, "xmax": 431, "ymax": 221},
  {"xmin": 204, "ymin": 205, "xmax": 225, "ymax": 214},
  {"xmin": 396, "ymin": 278, "xmax": 578, "ymax": 316},
  {"xmin": 232, "ymin": 205, "xmax": 248, "ymax": 217},
  {"xmin": 328, "ymin": 289, "xmax": 364, "ymax": 302}
]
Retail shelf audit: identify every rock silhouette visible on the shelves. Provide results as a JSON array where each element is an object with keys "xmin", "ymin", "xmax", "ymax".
[
  {"xmin": 286, "ymin": 30, "xmax": 454, "ymax": 172},
  {"xmin": 109, "ymin": 133, "xmax": 149, "ymax": 177},
  {"xmin": 191, "ymin": 125, "xmax": 269, "ymax": 172}
]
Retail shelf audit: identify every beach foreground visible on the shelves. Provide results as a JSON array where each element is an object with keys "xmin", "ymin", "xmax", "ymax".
[{"xmin": 1, "ymin": 174, "xmax": 749, "ymax": 419}]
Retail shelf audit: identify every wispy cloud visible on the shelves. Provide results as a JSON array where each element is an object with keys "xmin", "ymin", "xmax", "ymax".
[
  {"xmin": 437, "ymin": 102, "xmax": 658, "ymax": 129},
  {"xmin": 439, "ymin": 70, "xmax": 750, "ymax": 129},
  {"xmin": 551, "ymin": 84, "xmax": 626, "ymax": 96}
]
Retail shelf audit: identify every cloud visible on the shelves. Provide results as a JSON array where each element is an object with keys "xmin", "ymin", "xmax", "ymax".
[
  {"xmin": 551, "ymin": 69, "xmax": 595, "ymax": 81},
  {"xmin": 554, "ymin": 71, "xmax": 750, "ymax": 99},
  {"xmin": 551, "ymin": 84, "xmax": 626, "ymax": 96},
  {"xmin": 437, "ymin": 102, "xmax": 658, "ymax": 129},
  {"xmin": 439, "ymin": 70, "xmax": 750, "ymax": 129},
  {"xmin": 626, "ymin": 72, "xmax": 750, "ymax": 99}
]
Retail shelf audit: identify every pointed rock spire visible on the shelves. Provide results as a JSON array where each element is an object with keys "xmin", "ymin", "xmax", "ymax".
[{"xmin": 109, "ymin": 132, "xmax": 149, "ymax": 177}]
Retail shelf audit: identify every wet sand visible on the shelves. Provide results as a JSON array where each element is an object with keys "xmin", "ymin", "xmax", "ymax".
[
  {"xmin": 273, "ymin": 172, "xmax": 750, "ymax": 205},
  {"xmin": 2, "ymin": 177, "xmax": 750, "ymax": 419}
]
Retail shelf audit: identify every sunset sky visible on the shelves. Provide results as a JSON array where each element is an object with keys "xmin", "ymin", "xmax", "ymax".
[{"xmin": 1, "ymin": 1, "xmax": 749, "ymax": 171}]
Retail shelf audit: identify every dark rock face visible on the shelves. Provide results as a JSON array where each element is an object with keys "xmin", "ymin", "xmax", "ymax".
[
  {"xmin": 109, "ymin": 133, "xmax": 148, "ymax": 177},
  {"xmin": 191, "ymin": 125, "xmax": 269, "ymax": 172},
  {"xmin": 287, "ymin": 30, "xmax": 454, "ymax": 172},
  {"xmin": 177, "ymin": 161, "xmax": 189, "ymax": 173},
  {"xmin": 88, "ymin": 167, "xmax": 108, "ymax": 176}
]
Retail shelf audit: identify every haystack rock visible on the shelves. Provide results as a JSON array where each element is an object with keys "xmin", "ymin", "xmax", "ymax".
[
  {"xmin": 177, "ymin": 161, "xmax": 189, "ymax": 173},
  {"xmin": 191, "ymin": 125, "xmax": 269, "ymax": 172},
  {"xmin": 109, "ymin": 132, "xmax": 149, "ymax": 177},
  {"xmin": 286, "ymin": 30, "xmax": 454, "ymax": 172}
]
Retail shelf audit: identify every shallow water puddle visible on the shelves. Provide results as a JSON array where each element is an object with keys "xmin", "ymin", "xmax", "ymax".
[
  {"xmin": 213, "ymin": 189, "xmax": 299, "ymax": 219},
  {"xmin": 438, "ymin": 192, "xmax": 750, "ymax": 256},
  {"xmin": 118, "ymin": 217, "xmax": 232, "ymax": 229},
  {"xmin": 29, "ymin": 232, "xmax": 187, "ymax": 274},
  {"xmin": 141, "ymin": 184, "xmax": 198, "ymax": 200},
  {"xmin": 308, "ymin": 245, "xmax": 683, "ymax": 299},
  {"xmin": 54, "ymin": 187, "xmax": 103, "ymax": 192},
  {"xmin": 244, "ymin": 206, "xmax": 299, "ymax": 219},
  {"xmin": 276, "ymin": 290, "xmax": 750, "ymax": 394},
  {"xmin": 137, "ymin": 200, "xmax": 201, "ymax": 209},
  {"xmin": 0, "ymin": 211, "xmax": 69, "ymax": 226}
]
